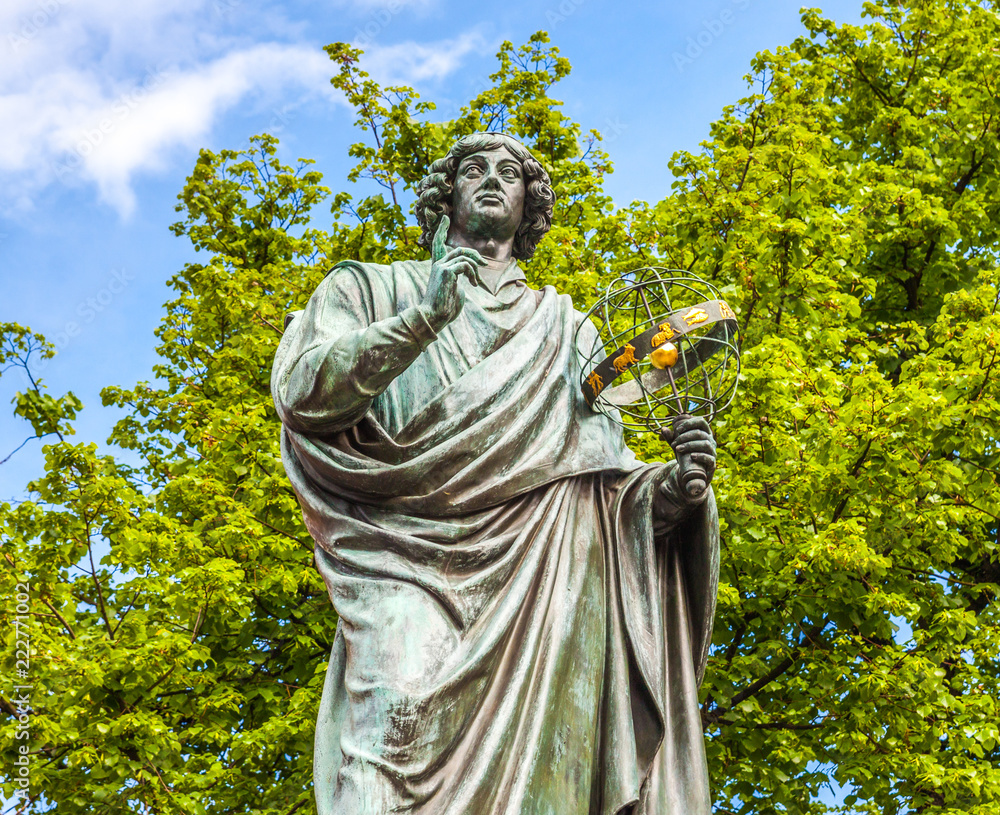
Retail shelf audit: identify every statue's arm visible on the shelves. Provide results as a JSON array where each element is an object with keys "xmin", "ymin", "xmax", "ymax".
[{"xmin": 271, "ymin": 264, "xmax": 439, "ymax": 434}]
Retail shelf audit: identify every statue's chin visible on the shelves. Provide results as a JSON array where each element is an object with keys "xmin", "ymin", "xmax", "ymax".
[{"xmin": 465, "ymin": 213, "xmax": 517, "ymax": 242}]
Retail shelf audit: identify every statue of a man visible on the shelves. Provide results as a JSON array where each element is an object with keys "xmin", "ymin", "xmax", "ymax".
[{"xmin": 272, "ymin": 133, "xmax": 720, "ymax": 815}]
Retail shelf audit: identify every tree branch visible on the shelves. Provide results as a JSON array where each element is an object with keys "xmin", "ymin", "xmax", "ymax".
[{"xmin": 38, "ymin": 596, "xmax": 76, "ymax": 640}]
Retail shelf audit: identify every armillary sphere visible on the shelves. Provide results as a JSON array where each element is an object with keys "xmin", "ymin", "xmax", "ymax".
[{"xmin": 576, "ymin": 267, "xmax": 742, "ymax": 493}]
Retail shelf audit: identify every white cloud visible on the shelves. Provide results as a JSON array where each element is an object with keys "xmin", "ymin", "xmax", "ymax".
[
  {"xmin": 360, "ymin": 31, "xmax": 488, "ymax": 85},
  {"xmin": 0, "ymin": 1, "xmax": 487, "ymax": 217},
  {"xmin": 0, "ymin": 43, "xmax": 333, "ymax": 216},
  {"xmin": 54, "ymin": 45, "xmax": 334, "ymax": 215},
  {"xmin": 1, "ymin": 0, "xmax": 200, "ymax": 78}
]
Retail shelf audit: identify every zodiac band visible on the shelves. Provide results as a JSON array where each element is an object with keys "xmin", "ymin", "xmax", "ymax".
[{"xmin": 582, "ymin": 299, "xmax": 738, "ymax": 406}]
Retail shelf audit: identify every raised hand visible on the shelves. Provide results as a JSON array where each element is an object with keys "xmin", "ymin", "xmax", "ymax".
[{"xmin": 420, "ymin": 215, "xmax": 487, "ymax": 330}]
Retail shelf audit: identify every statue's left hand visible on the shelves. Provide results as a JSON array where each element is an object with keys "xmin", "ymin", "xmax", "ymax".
[{"xmin": 662, "ymin": 415, "xmax": 716, "ymax": 503}]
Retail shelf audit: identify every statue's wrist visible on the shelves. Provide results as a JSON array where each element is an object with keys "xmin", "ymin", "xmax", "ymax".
[
  {"xmin": 654, "ymin": 463, "xmax": 703, "ymax": 534},
  {"xmin": 400, "ymin": 305, "xmax": 440, "ymax": 350},
  {"xmin": 420, "ymin": 302, "xmax": 455, "ymax": 333},
  {"xmin": 661, "ymin": 464, "xmax": 692, "ymax": 504}
]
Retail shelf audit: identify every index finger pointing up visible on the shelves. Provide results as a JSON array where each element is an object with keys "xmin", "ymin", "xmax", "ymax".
[{"xmin": 432, "ymin": 214, "xmax": 451, "ymax": 263}]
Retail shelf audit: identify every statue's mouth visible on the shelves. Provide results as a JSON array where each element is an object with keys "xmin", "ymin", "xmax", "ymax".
[{"xmin": 476, "ymin": 192, "xmax": 504, "ymax": 204}]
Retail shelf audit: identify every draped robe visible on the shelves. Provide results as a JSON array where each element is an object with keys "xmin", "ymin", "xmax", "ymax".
[{"xmin": 271, "ymin": 257, "xmax": 719, "ymax": 815}]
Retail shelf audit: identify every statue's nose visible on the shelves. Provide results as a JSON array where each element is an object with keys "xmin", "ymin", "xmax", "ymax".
[{"xmin": 481, "ymin": 173, "xmax": 502, "ymax": 191}]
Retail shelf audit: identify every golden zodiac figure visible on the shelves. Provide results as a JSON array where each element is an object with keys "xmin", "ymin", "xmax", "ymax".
[
  {"xmin": 682, "ymin": 308, "xmax": 709, "ymax": 326},
  {"xmin": 651, "ymin": 322, "xmax": 675, "ymax": 347},
  {"xmin": 612, "ymin": 344, "xmax": 638, "ymax": 374},
  {"xmin": 586, "ymin": 370, "xmax": 603, "ymax": 396},
  {"xmin": 719, "ymin": 302, "xmax": 736, "ymax": 320}
]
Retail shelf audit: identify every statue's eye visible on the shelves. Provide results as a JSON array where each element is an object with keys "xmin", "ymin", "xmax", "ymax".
[
  {"xmin": 501, "ymin": 167, "xmax": 519, "ymax": 180},
  {"xmin": 464, "ymin": 165, "xmax": 483, "ymax": 177}
]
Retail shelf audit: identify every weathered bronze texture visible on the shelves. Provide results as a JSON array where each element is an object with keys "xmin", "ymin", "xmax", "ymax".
[{"xmin": 272, "ymin": 133, "xmax": 720, "ymax": 814}]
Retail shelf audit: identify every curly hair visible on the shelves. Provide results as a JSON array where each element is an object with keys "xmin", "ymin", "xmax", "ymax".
[{"xmin": 415, "ymin": 133, "xmax": 555, "ymax": 261}]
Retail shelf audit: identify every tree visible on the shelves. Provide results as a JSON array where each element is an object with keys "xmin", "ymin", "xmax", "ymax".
[
  {"xmin": 668, "ymin": 4, "xmax": 1000, "ymax": 811},
  {"xmin": 3, "ymin": 4, "xmax": 1000, "ymax": 812}
]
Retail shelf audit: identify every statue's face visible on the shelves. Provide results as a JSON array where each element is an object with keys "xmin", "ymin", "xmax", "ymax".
[{"xmin": 450, "ymin": 147, "xmax": 526, "ymax": 243}]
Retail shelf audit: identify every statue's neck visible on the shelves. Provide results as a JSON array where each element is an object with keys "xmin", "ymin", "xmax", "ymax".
[
  {"xmin": 448, "ymin": 230, "xmax": 514, "ymax": 263},
  {"xmin": 447, "ymin": 230, "xmax": 517, "ymax": 294}
]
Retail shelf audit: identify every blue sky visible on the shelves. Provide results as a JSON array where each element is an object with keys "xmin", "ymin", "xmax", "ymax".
[
  {"xmin": 1, "ymin": 0, "xmax": 871, "ymax": 496},
  {"xmin": 1, "ymin": 0, "xmax": 873, "ymax": 804}
]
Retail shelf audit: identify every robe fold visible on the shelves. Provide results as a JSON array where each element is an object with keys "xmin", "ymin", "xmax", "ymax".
[{"xmin": 271, "ymin": 258, "xmax": 718, "ymax": 815}]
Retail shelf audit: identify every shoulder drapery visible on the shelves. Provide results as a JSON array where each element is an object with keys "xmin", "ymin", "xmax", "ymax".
[{"xmin": 272, "ymin": 259, "xmax": 719, "ymax": 814}]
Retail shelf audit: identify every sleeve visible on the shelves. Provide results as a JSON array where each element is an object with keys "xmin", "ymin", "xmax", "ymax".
[
  {"xmin": 652, "ymin": 462, "xmax": 699, "ymax": 538},
  {"xmin": 649, "ymin": 466, "xmax": 720, "ymax": 684},
  {"xmin": 271, "ymin": 262, "xmax": 439, "ymax": 434}
]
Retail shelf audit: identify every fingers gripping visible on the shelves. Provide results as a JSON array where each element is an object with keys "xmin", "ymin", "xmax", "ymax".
[
  {"xmin": 447, "ymin": 257, "xmax": 483, "ymax": 284},
  {"xmin": 674, "ymin": 415, "xmax": 712, "ymax": 437},
  {"xmin": 659, "ymin": 413, "xmax": 715, "ymax": 499}
]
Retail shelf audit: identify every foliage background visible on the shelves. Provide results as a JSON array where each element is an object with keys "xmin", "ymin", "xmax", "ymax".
[{"xmin": 3, "ymin": 2, "xmax": 1000, "ymax": 812}]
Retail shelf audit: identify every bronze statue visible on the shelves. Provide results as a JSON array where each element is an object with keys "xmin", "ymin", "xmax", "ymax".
[{"xmin": 272, "ymin": 133, "xmax": 719, "ymax": 814}]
